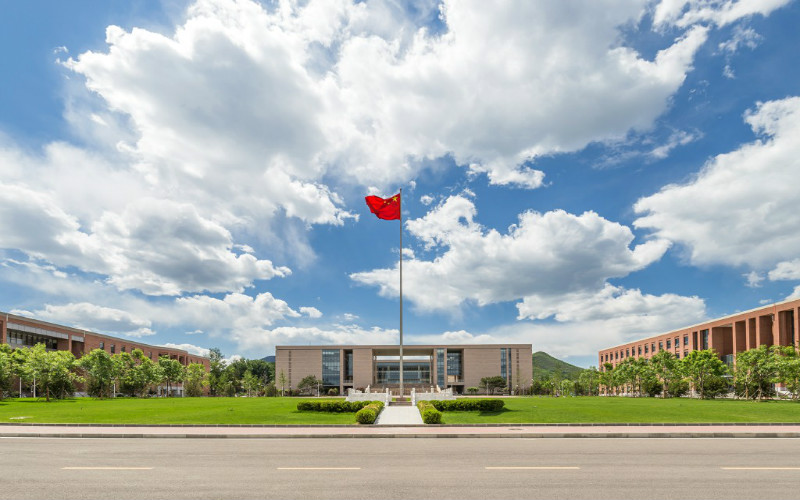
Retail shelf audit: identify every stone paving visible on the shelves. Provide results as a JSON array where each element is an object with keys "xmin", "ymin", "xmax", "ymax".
[
  {"xmin": 375, "ymin": 406, "xmax": 424, "ymax": 425},
  {"xmin": 2, "ymin": 423, "xmax": 800, "ymax": 439}
]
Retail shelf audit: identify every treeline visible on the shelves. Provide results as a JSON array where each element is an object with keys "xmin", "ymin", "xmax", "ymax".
[
  {"xmin": 597, "ymin": 345, "xmax": 800, "ymax": 400},
  {"xmin": 0, "ymin": 344, "xmax": 206, "ymax": 400},
  {"xmin": 206, "ymin": 348, "xmax": 276, "ymax": 397}
]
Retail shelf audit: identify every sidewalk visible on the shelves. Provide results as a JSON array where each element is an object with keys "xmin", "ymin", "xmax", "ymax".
[
  {"xmin": 375, "ymin": 406, "xmax": 424, "ymax": 425},
  {"xmin": 2, "ymin": 423, "xmax": 800, "ymax": 439}
]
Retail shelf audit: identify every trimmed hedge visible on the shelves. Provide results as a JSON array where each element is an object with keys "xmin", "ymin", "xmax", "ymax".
[
  {"xmin": 355, "ymin": 402, "xmax": 384, "ymax": 424},
  {"xmin": 428, "ymin": 399, "xmax": 505, "ymax": 412},
  {"xmin": 417, "ymin": 401, "xmax": 442, "ymax": 424},
  {"xmin": 296, "ymin": 400, "xmax": 379, "ymax": 413}
]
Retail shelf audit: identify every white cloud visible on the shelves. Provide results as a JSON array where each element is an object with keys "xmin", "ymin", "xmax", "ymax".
[
  {"xmin": 744, "ymin": 271, "xmax": 764, "ymax": 288},
  {"xmin": 300, "ymin": 306, "xmax": 323, "ymax": 318},
  {"xmin": 352, "ymin": 195, "xmax": 671, "ymax": 312},
  {"xmin": 22, "ymin": 302, "xmax": 155, "ymax": 337},
  {"xmin": 161, "ymin": 342, "xmax": 210, "ymax": 357},
  {"xmin": 634, "ymin": 97, "xmax": 800, "ymax": 270},
  {"xmin": 768, "ymin": 259, "xmax": 800, "ymax": 281},
  {"xmin": 233, "ymin": 324, "xmax": 398, "ymax": 352},
  {"xmin": 648, "ymin": 129, "xmax": 700, "ymax": 160},
  {"xmin": 166, "ymin": 292, "xmax": 302, "ymax": 332},
  {"xmin": 654, "ymin": 0, "xmax": 791, "ymax": 28},
  {"xmin": 419, "ymin": 195, "xmax": 434, "ymax": 206},
  {"xmin": 718, "ymin": 26, "xmax": 762, "ymax": 53}
]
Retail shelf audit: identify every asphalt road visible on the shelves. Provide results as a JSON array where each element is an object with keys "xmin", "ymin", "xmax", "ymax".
[{"xmin": 2, "ymin": 437, "xmax": 800, "ymax": 500}]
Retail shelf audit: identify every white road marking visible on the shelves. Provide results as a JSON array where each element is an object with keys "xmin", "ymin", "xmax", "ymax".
[
  {"xmin": 62, "ymin": 467, "xmax": 153, "ymax": 470},
  {"xmin": 277, "ymin": 467, "xmax": 361, "ymax": 470},
  {"xmin": 486, "ymin": 466, "xmax": 580, "ymax": 470},
  {"xmin": 722, "ymin": 467, "xmax": 800, "ymax": 470}
]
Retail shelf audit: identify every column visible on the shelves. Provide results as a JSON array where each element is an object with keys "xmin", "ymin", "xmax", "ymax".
[
  {"xmin": 795, "ymin": 307, "xmax": 800, "ymax": 350},
  {"xmin": 0, "ymin": 317, "xmax": 6, "ymax": 345}
]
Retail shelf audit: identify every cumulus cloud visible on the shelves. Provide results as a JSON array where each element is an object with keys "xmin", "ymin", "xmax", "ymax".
[
  {"xmin": 299, "ymin": 306, "xmax": 323, "ymax": 318},
  {"xmin": 160, "ymin": 342, "xmax": 210, "ymax": 357},
  {"xmin": 233, "ymin": 324, "xmax": 399, "ymax": 352},
  {"xmin": 352, "ymin": 195, "xmax": 671, "ymax": 312},
  {"xmin": 654, "ymin": 0, "xmax": 791, "ymax": 28},
  {"xmin": 22, "ymin": 302, "xmax": 155, "ymax": 337},
  {"xmin": 769, "ymin": 260, "xmax": 800, "ymax": 281},
  {"xmin": 634, "ymin": 96, "xmax": 800, "ymax": 270}
]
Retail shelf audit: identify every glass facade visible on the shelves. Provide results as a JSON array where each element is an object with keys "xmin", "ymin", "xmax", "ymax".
[
  {"xmin": 701, "ymin": 329, "xmax": 709, "ymax": 350},
  {"xmin": 446, "ymin": 351, "xmax": 462, "ymax": 382},
  {"xmin": 344, "ymin": 351, "xmax": 353, "ymax": 382},
  {"xmin": 501, "ymin": 348, "xmax": 508, "ymax": 381},
  {"xmin": 322, "ymin": 349, "xmax": 340, "ymax": 388},
  {"xmin": 436, "ymin": 349, "xmax": 445, "ymax": 387},
  {"xmin": 7, "ymin": 330, "xmax": 58, "ymax": 350},
  {"xmin": 376, "ymin": 362, "xmax": 431, "ymax": 384}
]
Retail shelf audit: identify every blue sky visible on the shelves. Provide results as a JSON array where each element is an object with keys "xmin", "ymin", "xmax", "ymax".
[{"xmin": 1, "ymin": 0, "xmax": 799, "ymax": 367}]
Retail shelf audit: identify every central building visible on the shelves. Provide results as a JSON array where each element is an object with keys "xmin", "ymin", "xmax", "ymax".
[{"xmin": 275, "ymin": 344, "xmax": 532, "ymax": 395}]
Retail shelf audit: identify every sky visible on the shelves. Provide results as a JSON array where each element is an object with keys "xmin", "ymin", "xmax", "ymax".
[{"xmin": 1, "ymin": 0, "xmax": 799, "ymax": 368}]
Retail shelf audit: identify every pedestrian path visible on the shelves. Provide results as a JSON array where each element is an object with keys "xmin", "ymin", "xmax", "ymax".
[{"xmin": 375, "ymin": 406, "xmax": 423, "ymax": 425}]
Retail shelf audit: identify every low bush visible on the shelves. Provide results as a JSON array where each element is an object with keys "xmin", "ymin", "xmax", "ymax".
[
  {"xmin": 417, "ymin": 401, "xmax": 442, "ymax": 424},
  {"xmin": 296, "ymin": 400, "xmax": 382, "ymax": 413},
  {"xmin": 355, "ymin": 402, "xmax": 384, "ymax": 424},
  {"xmin": 428, "ymin": 399, "xmax": 505, "ymax": 412}
]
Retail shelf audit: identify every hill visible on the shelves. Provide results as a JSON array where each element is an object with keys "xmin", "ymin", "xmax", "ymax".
[
  {"xmin": 261, "ymin": 355, "xmax": 275, "ymax": 363},
  {"xmin": 532, "ymin": 351, "xmax": 583, "ymax": 380}
]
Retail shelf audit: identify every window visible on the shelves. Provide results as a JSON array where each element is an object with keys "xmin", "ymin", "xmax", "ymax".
[
  {"xmin": 683, "ymin": 335, "xmax": 689, "ymax": 346},
  {"xmin": 447, "ymin": 351, "xmax": 462, "ymax": 383},
  {"xmin": 121, "ymin": 346, "xmax": 126, "ymax": 353},
  {"xmin": 674, "ymin": 337, "xmax": 679, "ymax": 349},
  {"xmin": 659, "ymin": 341, "xmax": 663, "ymax": 351},
  {"xmin": 637, "ymin": 346, "xmax": 642, "ymax": 355},
  {"xmin": 666, "ymin": 339, "xmax": 671, "ymax": 349},
  {"xmin": 99, "ymin": 341, "xmax": 104, "ymax": 349},
  {"xmin": 651, "ymin": 343, "xmax": 656, "ymax": 352},
  {"xmin": 149, "ymin": 351, "xmax": 152, "ymax": 359},
  {"xmin": 501, "ymin": 348, "xmax": 508, "ymax": 381},
  {"xmin": 625, "ymin": 349, "xmax": 629, "ymax": 357},
  {"xmin": 684, "ymin": 350, "xmax": 688, "ymax": 358},
  {"xmin": 644, "ymin": 344, "xmax": 649, "ymax": 354},
  {"xmin": 321, "ymin": 349, "xmax": 340, "ymax": 388},
  {"xmin": 701, "ymin": 329, "xmax": 709, "ymax": 350},
  {"xmin": 110, "ymin": 344, "xmax": 115, "ymax": 354},
  {"xmin": 437, "ymin": 348, "xmax": 445, "ymax": 387}
]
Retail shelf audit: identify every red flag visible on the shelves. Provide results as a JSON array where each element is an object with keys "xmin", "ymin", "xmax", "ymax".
[{"xmin": 365, "ymin": 193, "xmax": 401, "ymax": 220}]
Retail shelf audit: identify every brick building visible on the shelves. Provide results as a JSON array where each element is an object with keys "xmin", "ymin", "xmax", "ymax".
[
  {"xmin": 599, "ymin": 298, "xmax": 800, "ymax": 369},
  {"xmin": 276, "ymin": 344, "xmax": 533, "ymax": 395},
  {"xmin": 1, "ymin": 311, "xmax": 209, "ymax": 395}
]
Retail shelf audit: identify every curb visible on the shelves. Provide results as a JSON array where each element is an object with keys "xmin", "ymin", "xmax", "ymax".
[{"xmin": 3, "ymin": 431, "xmax": 800, "ymax": 439}]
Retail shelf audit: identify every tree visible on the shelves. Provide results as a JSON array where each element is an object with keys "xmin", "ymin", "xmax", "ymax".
[
  {"xmin": 650, "ymin": 350, "xmax": 683, "ymax": 398},
  {"xmin": 773, "ymin": 346, "xmax": 800, "ymax": 399},
  {"xmin": 297, "ymin": 375, "xmax": 321, "ymax": 396},
  {"xmin": 77, "ymin": 348, "xmax": 115, "ymax": 398},
  {"xmin": 577, "ymin": 367, "xmax": 600, "ymax": 396},
  {"xmin": 682, "ymin": 349, "xmax": 729, "ymax": 399},
  {"xmin": 208, "ymin": 347, "xmax": 225, "ymax": 396},
  {"xmin": 733, "ymin": 346, "xmax": 777, "ymax": 400},
  {"xmin": 277, "ymin": 370, "xmax": 288, "ymax": 396},
  {"xmin": 24, "ymin": 343, "xmax": 79, "ymax": 401},
  {"xmin": 0, "ymin": 346, "xmax": 13, "ymax": 400},
  {"xmin": 242, "ymin": 370, "xmax": 261, "ymax": 397},
  {"xmin": 480, "ymin": 376, "xmax": 507, "ymax": 395},
  {"xmin": 184, "ymin": 363, "xmax": 208, "ymax": 397},
  {"xmin": 559, "ymin": 379, "xmax": 574, "ymax": 396},
  {"xmin": 158, "ymin": 356, "xmax": 185, "ymax": 397},
  {"xmin": 466, "ymin": 387, "xmax": 479, "ymax": 395},
  {"xmin": 114, "ymin": 349, "xmax": 161, "ymax": 397}
]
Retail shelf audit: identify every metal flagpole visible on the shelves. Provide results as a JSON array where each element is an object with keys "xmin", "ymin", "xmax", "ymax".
[{"xmin": 399, "ymin": 187, "xmax": 404, "ymax": 398}]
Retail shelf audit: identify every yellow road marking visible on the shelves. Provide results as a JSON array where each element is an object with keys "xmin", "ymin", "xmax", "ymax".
[
  {"xmin": 62, "ymin": 467, "xmax": 153, "ymax": 470},
  {"xmin": 486, "ymin": 466, "xmax": 580, "ymax": 470},
  {"xmin": 722, "ymin": 467, "xmax": 800, "ymax": 470},
  {"xmin": 277, "ymin": 467, "xmax": 361, "ymax": 470}
]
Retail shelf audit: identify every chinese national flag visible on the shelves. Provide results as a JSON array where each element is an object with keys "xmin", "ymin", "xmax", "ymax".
[{"xmin": 365, "ymin": 193, "xmax": 401, "ymax": 220}]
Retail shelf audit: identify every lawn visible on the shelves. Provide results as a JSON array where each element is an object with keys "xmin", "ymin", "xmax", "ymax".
[
  {"xmin": 0, "ymin": 397, "xmax": 360, "ymax": 425},
  {"xmin": 439, "ymin": 397, "xmax": 800, "ymax": 424}
]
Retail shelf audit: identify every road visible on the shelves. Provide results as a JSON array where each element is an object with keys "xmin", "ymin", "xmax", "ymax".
[{"xmin": 2, "ymin": 437, "xmax": 800, "ymax": 499}]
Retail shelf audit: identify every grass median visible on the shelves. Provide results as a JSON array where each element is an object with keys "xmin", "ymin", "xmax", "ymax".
[
  {"xmin": 0, "ymin": 397, "xmax": 357, "ymax": 425},
  {"xmin": 2, "ymin": 396, "xmax": 800, "ymax": 425},
  {"xmin": 438, "ymin": 397, "xmax": 800, "ymax": 424}
]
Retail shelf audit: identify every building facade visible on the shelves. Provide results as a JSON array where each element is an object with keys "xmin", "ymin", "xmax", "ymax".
[
  {"xmin": 599, "ymin": 298, "xmax": 800, "ymax": 369},
  {"xmin": 1, "ymin": 311, "xmax": 210, "ymax": 394},
  {"xmin": 275, "ymin": 344, "xmax": 533, "ymax": 395}
]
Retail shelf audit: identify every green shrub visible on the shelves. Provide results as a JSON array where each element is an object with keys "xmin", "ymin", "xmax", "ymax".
[
  {"xmin": 355, "ymin": 407, "xmax": 376, "ymax": 424},
  {"xmin": 354, "ymin": 402, "xmax": 384, "ymax": 424},
  {"xmin": 417, "ymin": 401, "xmax": 443, "ymax": 424},
  {"xmin": 428, "ymin": 399, "xmax": 504, "ymax": 412},
  {"xmin": 296, "ymin": 400, "xmax": 382, "ymax": 413}
]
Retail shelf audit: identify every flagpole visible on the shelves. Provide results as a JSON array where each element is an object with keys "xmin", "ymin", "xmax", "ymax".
[{"xmin": 399, "ymin": 187, "xmax": 404, "ymax": 398}]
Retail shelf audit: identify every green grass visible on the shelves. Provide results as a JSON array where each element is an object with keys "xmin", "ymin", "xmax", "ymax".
[
  {"xmin": 3, "ymin": 396, "xmax": 800, "ymax": 425},
  {"xmin": 438, "ymin": 397, "xmax": 800, "ymax": 424},
  {"xmin": 0, "ymin": 397, "xmax": 359, "ymax": 425}
]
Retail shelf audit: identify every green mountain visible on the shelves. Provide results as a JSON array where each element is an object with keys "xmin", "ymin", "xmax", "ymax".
[{"xmin": 532, "ymin": 351, "xmax": 583, "ymax": 380}]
